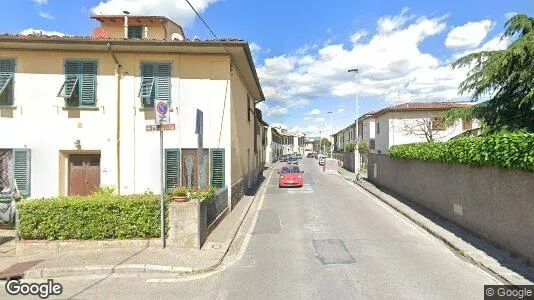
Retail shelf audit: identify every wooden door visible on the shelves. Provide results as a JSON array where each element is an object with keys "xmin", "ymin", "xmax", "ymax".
[{"xmin": 69, "ymin": 154, "xmax": 100, "ymax": 196}]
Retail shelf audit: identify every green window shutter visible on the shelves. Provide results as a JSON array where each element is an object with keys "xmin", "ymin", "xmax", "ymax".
[
  {"xmin": 165, "ymin": 149, "xmax": 180, "ymax": 193},
  {"xmin": 80, "ymin": 61, "xmax": 97, "ymax": 106},
  {"xmin": 0, "ymin": 59, "xmax": 15, "ymax": 101},
  {"xmin": 60, "ymin": 61, "xmax": 81, "ymax": 100},
  {"xmin": 13, "ymin": 149, "xmax": 30, "ymax": 197},
  {"xmin": 139, "ymin": 63, "xmax": 155, "ymax": 107},
  {"xmin": 210, "ymin": 149, "xmax": 225, "ymax": 188},
  {"xmin": 155, "ymin": 63, "xmax": 171, "ymax": 103}
]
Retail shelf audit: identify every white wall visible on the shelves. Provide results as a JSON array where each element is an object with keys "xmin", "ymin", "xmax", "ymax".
[{"xmin": 0, "ymin": 51, "xmax": 232, "ymax": 198}]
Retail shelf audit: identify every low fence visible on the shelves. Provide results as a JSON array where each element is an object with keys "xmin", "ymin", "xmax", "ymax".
[
  {"xmin": 205, "ymin": 186, "xmax": 229, "ymax": 231},
  {"xmin": 368, "ymin": 153, "xmax": 534, "ymax": 264}
]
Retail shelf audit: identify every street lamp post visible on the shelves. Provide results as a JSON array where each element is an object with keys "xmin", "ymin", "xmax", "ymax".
[
  {"xmin": 327, "ymin": 111, "xmax": 333, "ymax": 158},
  {"xmin": 348, "ymin": 68, "xmax": 360, "ymax": 175}
]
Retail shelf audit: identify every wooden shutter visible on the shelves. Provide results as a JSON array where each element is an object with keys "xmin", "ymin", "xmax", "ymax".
[
  {"xmin": 64, "ymin": 61, "xmax": 80, "ymax": 99},
  {"xmin": 13, "ymin": 149, "xmax": 30, "ymax": 197},
  {"xmin": 210, "ymin": 149, "xmax": 225, "ymax": 188},
  {"xmin": 80, "ymin": 61, "xmax": 97, "ymax": 106},
  {"xmin": 156, "ymin": 63, "xmax": 171, "ymax": 103},
  {"xmin": 165, "ymin": 149, "xmax": 180, "ymax": 193}
]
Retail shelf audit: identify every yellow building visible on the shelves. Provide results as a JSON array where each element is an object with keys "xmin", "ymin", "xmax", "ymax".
[{"xmin": 0, "ymin": 14, "xmax": 264, "ymax": 207}]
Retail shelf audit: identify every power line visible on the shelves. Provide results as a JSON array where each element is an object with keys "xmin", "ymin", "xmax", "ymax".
[{"xmin": 183, "ymin": 0, "xmax": 232, "ymax": 56}]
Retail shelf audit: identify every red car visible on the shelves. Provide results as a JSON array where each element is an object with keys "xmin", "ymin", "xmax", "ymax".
[{"xmin": 278, "ymin": 165, "xmax": 304, "ymax": 188}]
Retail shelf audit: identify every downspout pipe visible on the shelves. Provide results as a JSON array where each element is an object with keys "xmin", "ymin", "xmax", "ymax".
[{"xmin": 107, "ymin": 43, "xmax": 122, "ymax": 195}]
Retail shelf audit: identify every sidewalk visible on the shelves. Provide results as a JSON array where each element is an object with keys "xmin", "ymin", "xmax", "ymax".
[
  {"xmin": 0, "ymin": 167, "xmax": 272, "ymax": 280},
  {"xmin": 336, "ymin": 167, "xmax": 534, "ymax": 286}
]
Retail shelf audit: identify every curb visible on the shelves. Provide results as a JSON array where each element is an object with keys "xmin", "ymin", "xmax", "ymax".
[
  {"xmin": 337, "ymin": 171, "xmax": 533, "ymax": 286},
  {"xmin": 25, "ymin": 264, "xmax": 195, "ymax": 279},
  {"xmin": 23, "ymin": 166, "xmax": 275, "ymax": 280}
]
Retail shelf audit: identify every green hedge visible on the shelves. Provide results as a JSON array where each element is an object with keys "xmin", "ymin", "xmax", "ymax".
[
  {"xmin": 18, "ymin": 193, "xmax": 168, "ymax": 240},
  {"xmin": 388, "ymin": 133, "xmax": 534, "ymax": 172}
]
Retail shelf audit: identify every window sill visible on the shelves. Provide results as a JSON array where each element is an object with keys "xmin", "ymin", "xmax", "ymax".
[
  {"xmin": 0, "ymin": 105, "xmax": 17, "ymax": 110},
  {"xmin": 62, "ymin": 107, "xmax": 99, "ymax": 111},
  {"xmin": 139, "ymin": 107, "xmax": 154, "ymax": 112}
]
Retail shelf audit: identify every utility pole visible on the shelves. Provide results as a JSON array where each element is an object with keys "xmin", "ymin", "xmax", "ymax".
[
  {"xmin": 348, "ymin": 68, "xmax": 360, "ymax": 175},
  {"xmin": 327, "ymin": 111, "xmax": 333, "ymax": 158}
]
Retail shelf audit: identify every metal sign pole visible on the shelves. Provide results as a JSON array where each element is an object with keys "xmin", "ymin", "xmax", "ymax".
[{"xmin": 160, "ymin": 128, "xmax": 165, "ymax": 249}]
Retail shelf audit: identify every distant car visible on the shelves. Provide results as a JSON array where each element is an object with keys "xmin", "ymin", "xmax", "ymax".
[
  {"xmin": 279, "ymin": 155, "xmax": 288, "ymax": 162},
  {"xmin": 287, "ymin": 156, "xmax": 298, "ymax": 165},
  {"xmin": 307, "ymin": 152, "xmax": 315, "ymax": 158},
  {"xmin": 318, "ymin": 157, "xmax": 325, "ymax": 166},
  {"xmin": 296, "ymin": 153, "xmax": 302, "ymax": 159},
  {"xmin": 278, "ymin": 165, "xmax": 304, "ymax": 188}
]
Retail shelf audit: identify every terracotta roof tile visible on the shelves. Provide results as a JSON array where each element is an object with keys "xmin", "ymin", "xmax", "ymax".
[{"xmin": 372, "ymin": 102, "xmax": 472, "ymax": 118}]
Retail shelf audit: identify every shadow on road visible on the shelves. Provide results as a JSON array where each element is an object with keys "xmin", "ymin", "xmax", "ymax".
[{"xmin": 361, "ymin": 180, "xmax": 534, "ymax": 283}]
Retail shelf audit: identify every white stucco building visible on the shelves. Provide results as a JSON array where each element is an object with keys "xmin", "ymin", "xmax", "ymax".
[
  {"xmin": 373, "ymin": 102, "xmax": 478, "ymax": 154},
  {"xmin": 0, "ymin": 15, "xmax": 264, "ymax": 202}
]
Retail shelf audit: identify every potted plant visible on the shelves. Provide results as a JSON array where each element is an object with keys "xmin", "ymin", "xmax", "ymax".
[{"xmin": 170, "ymin": 186, "xmax": 190, "ymax": 202}]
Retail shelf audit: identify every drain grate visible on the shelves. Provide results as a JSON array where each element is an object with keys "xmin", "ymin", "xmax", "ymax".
[{"xmin": 0, "ymin": 260, "xmax": 44, "ymax": 280}]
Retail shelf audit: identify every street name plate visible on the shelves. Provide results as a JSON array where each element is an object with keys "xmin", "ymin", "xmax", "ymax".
[{"xmin": 146, "ymin": 124, "xmax": 176, "ymax": 131}]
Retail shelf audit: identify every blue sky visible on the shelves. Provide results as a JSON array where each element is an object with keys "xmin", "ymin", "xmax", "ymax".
[{"xmin": 2, "ymin": 0, "xmax": 533, "ymax": 136}]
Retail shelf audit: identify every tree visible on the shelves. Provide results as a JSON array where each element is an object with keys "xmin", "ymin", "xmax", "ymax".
[
  {"xmin": 345, "ymin": 141, "xmax": 356, "ymax": 152},
  {"xmin": 358, "ymin": 140, "xmax": 370, "ymax": 154},
  {"xmin": 452, "ymin": 14, "xmax": 534, "ymax": 133},
  {"xmin": 319, "ymin": 138, "xmax": 331, "ymax": 153},
  {"xmin": 401, "ymin": 117, "xmax": 445, "ymax": 142}
]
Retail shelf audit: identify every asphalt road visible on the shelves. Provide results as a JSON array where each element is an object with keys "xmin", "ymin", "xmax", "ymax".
[{"xmin": 5, "ymin": 158, "xmax": 500, "ymax": 299}]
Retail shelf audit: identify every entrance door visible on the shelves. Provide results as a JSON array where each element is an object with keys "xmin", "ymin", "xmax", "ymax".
[{"xmin": 69, "ymin": 154, "xmax": 100, "ymax": 196}]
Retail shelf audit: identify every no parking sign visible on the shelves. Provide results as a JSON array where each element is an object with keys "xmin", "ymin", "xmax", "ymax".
[{"xmin": 155, "ymin": 100, "xmax": 170, "ymax": 125}]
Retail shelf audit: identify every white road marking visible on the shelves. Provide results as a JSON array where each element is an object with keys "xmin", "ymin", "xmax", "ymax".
[{"xmin": 146, "ymin": 167, "xmax": 275, "ymax": 283}]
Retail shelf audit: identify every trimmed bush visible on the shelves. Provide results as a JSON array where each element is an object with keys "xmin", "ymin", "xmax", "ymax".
[
  {"xmin": 18, "ymin": 193, "xmax": 168, "ymax": 240},
  {"xmin": 388, "ymin": 133, "xmax": 534, "ymax": 172}
]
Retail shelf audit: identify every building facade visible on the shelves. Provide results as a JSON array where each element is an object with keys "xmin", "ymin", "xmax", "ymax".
[{"xmin": 0, "ymin": 15, "xmax": 264, "ymax": 204}]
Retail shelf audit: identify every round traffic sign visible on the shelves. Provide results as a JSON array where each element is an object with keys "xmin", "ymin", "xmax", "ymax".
[{"xmin": 156, "ymin": 101, "xmax": 168, "ymax": 114}]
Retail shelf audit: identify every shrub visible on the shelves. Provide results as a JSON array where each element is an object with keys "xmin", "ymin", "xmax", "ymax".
[
  {"xmin": 18, "ymin": 193, "xmax": 168, "ymax": 240},
  {"xmin": 388, "ymin": 133, "xmax": 534, "ymax": 172}
]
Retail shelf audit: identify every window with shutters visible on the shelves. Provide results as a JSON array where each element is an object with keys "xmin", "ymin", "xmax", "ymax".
[
  {"xmin": 0, "ymin": 59, "xmax": 15, "ymax": 106},
  {"xmin": 164, "ymin": 149, "xmax": 180, "ymax": 193},
  {"xmin": 128, "ymin": 26, "xmax": 143, "ymax": 39},
  {"xmin": 57, "ymin": 60, "xmax": 97, "ymax": 107},
  {"xmin": 138, "ymin": 62, "xmax": 171, "ymax": 108},
  {"xmin": 0, "ymin": 149, "xmax": 30, "ymax": 197},
  {"xmin": 210, "ymin": 149, "xmax": 225, "ymax": 188}
]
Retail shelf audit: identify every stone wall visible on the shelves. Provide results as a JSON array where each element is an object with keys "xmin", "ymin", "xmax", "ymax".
[{"xmin": 368, "ymin": 154, "xmax": 534, "ymax": 263}]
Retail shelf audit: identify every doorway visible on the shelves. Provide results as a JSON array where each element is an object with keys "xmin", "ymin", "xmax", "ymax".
[{"xmin": 69, "ymin": 154, "xmax": 100, "ymax": 196}]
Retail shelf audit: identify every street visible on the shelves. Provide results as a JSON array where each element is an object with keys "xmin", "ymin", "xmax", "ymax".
[{"xmin": 6, "ymin": 158, "xmax": 500, "ymax": 299}]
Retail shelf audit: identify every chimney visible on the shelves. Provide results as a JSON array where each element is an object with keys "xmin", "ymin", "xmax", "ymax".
[{"xmin": 123, "ymin": 10, "xmax": 130, "ymax": 39}]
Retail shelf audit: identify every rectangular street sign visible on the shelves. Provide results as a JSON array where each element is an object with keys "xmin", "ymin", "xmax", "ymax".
[{"xmin": 146, "ymin": 124, "xmax": 176, "ymax": 131}]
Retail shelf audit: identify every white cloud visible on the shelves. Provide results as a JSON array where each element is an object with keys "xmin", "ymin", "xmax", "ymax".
[
  {"xmin": 270, "ymin": 122, "xmax": 287, "ymax": 130},
  {"xmin": 307, "ymin": 109, "xmax": 321, "ymax": 116},
  {"xmin": 452, "ymin": 34, "xmax": 511, "ymax": 59},
  {"xmin": 314, "ymin": 117, "xmax": 326, "ymax": 124},
  {"xmin": 38, "ymin": 12, "xmax": 54, "ymax": 19},
  {"xmin": 350, "ymin": 30, "xmax": 368, "ymax": 44},
  {"xmin": 249, "ymin": 42, "xmax": 261, "ymax": 53},
  {"xmin": 91, "ymin": 0, "xmax": 220, "ymax": 27},
  {"xmin": 337, "ymin": 108, "xmax": 345, "ymax": 113},
  {"xmin": 257, "ymin": 8, "xmax": 451, "ymax": 107},
  {"xmin": 504, "ymin": 12, "xmax": 518, "ymax": 20},
  {"xmin": 256, "ymin": 102, "xmax": 288, "ymax": 117},
  {"xmin": 445, "ymin": 20, "xmax": 494, "ymax": 49},
  {"xmin": 377, "ymin": 7, "xmax": 413, "ymax": 33},
  {"xmin": 20, "ymin": 28, "xmax": 67, "ymax": 36},
  {"xmin": 30, "ymin": 0, "xmax": 47, "ymax": 5},
  {"xmin": 286, "ymin": 98, "xmax": 310, "ymax": 108}
]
